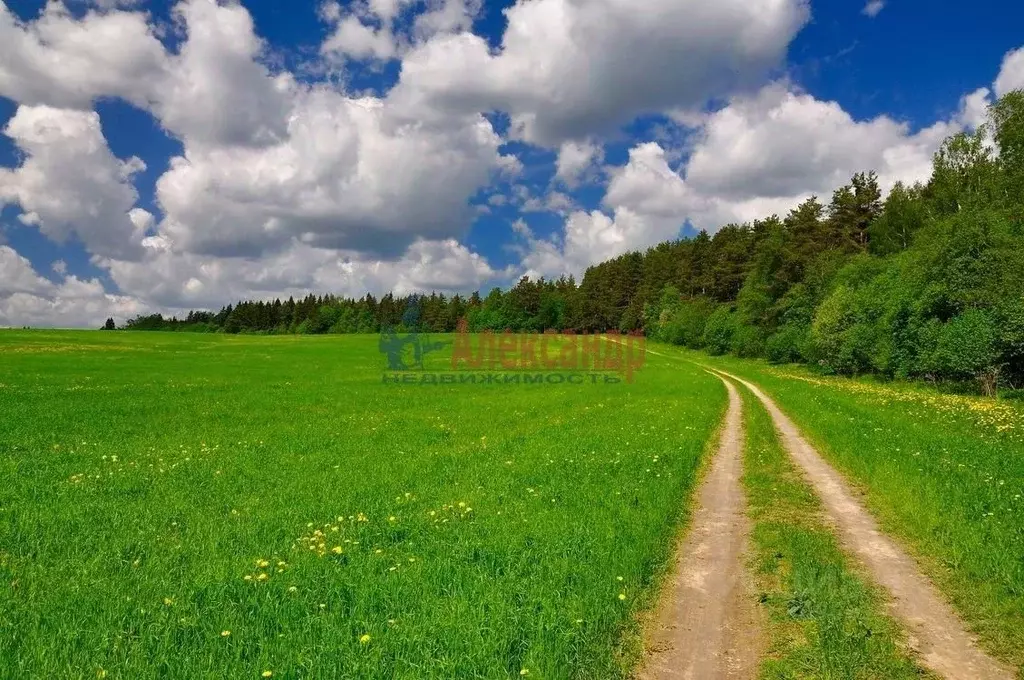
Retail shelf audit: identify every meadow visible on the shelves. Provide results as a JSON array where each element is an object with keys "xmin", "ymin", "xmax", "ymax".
[{"xmin": 0, "ymin": 330, "xmax": 725, "ymax": 679}]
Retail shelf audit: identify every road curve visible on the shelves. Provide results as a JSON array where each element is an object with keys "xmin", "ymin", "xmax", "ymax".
[{"xmin": 711, "ymin": 368, "xmax": 1015, "ymax": 680}]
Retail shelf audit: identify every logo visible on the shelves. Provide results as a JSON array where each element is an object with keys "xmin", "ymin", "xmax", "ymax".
[
  {"xmin": 377, "ymin": 298, "xmax": 449, "ymax": 371},
  {"xmin": 378, "ymin": 327, "xmax": 448, "ymax": 371},
  {"xmin": 379, "ymin": 310, "xmax": 647, "ymax": 386}
]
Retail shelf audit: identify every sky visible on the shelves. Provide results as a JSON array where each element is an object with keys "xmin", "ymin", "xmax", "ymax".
[{"xmin": 1, "ymin": 0, "xmax": 1023, "ymax": 327}]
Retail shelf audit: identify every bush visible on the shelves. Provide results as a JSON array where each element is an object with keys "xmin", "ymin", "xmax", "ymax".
[
  {"xmin": 703, "ymin": 306, "xmax": 736, "ymax": 356},
  {"xmin": 766, "ymin": 324, "xmax": 809, "ymax": 364},
  {"xmin": 663, "ymin": 298, "xmax": 716, "ymax": 348},
  {"xmin": 731, "ymin": 323, "xmax": 765, "ymax": 358},
  {"xmin": 925, "ymin": 309, "xmax": 998, "ymax": 383}
]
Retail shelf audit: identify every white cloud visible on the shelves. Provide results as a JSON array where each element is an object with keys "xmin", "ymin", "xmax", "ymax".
[
  {"xmin": 392, "ymin": 0, "xmax": 810, "ymax": 146},
  {"xmin": 97, "ymin": 238, "xmax": 503, "ymax": 310},
  {"xmin": 0, "ymin": 104, "xmax": 151, "ymax": 259},
  {"xmin": 322, "ymin": 15, "xmax": 400, "ymax": 61},
  {"xmin": 154, "ymin": 0, "xmax": 295, "ymax": 148},
  {"xmin": 959, "ymin": 87, "xmax": 992, "ymax": 130},
  {"xmin": 555, "ymin": 140, "xmax": 603, "ymax": 187},
  {"xmin": 154, "ymin": 87, "xmax": 503, "ymax": 258},
  {"xmin": 522, "ymin": 82, "xmax": 968, "ymax": 279},
  {"xmin": 0, "ymin": 1, "xmax": 166, "ymax": 109},
  {"xmin": 0, "ymin": 246, "xmax": 145, "ymax": 327},
  {"xmin": 862, "ymin": 0, "xmax": 885, "ymax": 18},
  {"xmin": 684, "ymin": 83, "xmax": 955, "ymax": 202},
  {"xmin": 2, "ymin": 0, "xmax": 1017, "ymax": 329},
  {"xmin": 995, "ymin": 47, "xmax": 1024, "ymax": 97},
  {"xmin": 319, "ymin": 0, "xmax": 479, "ymax": 62}
]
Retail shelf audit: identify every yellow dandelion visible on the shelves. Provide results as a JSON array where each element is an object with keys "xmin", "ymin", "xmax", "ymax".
[
  {"xmin": 256, "ymin": 559, "xmax": 270, "ymax": 569},
  {"xmin": 288, "ymin": 586, "xmax": 298, "ymax": 593},
  {"xmin": 221, "ymin": 630, "xmax": 231, "ymax": 637},
  {"xmin": 388, "ymin": 516, "xmax": 397, "ymax": 522},
  {"xmin": 262, "ymin": 671, "xmax": 273, "ymax": 678},
  {"xmin": 618, "ymin": 593, "xmax": 626, "ymax": 601},
  {"xmin": 332, "ymin": 546, "xmax": 343, "ymax": 554},
  {"xmin": 359, "ymin": 634, "xmax": 371, "ymax": 644},
  {"xmin": 256, "ymin": 573, "xmax": 269, "ymax": 582},
  {"xmin": 163, "ymin": 597, "xmax": 174, "ymax": 606},
  {"xmin": 520, "ymin": 670, "xmax": 529, "ymax": 676}
]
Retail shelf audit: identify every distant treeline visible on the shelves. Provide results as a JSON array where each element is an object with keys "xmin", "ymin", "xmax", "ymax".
[{"xmin": 110, "ymin": 91, "xmax": 1024, "ymax": 393}]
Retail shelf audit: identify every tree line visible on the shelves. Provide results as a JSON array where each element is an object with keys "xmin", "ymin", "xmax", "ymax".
[{"xmin": 109, "ymin": 91, "xmax": 1024, "ymax": 394}]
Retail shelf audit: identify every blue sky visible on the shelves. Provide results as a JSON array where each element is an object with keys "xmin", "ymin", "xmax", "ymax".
[{"xmin": 1, "ymin": 0, "xmax": 1023, "ymax": 326}]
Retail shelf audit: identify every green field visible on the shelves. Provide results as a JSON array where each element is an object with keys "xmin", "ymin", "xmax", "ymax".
[
  {"xmin": 4, "ymin": 331, "xmax": 1024, "ymax": 678},
  {"xmin": 0, "ymin": 330, "xmax": 725, "ymax": 679}
]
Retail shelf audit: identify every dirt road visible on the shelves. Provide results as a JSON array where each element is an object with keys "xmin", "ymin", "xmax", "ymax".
[
  {"xmin": 638, "ymin": 376, "xmax": 760, "ymax": 680},
  {"xmin": 713, "ymin": 368, "xmax": 1014, "ymax": 680}
]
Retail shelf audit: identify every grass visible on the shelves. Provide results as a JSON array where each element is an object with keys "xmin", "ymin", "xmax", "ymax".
[
  {"xmin": 737, "ymin": 383, "xmax": 929, "ymax": 679},
  {"xmin": 677, "ymin": 347, "xmax": 1024, "ymax": 676},
  {"xmin": 0, "ymin": 330, "xmax": 726, "ymax": 679}
]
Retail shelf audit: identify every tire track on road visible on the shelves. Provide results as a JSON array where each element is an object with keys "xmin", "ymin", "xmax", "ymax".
[{"xmin": 638, "ymin": 376, "xmax": 761, "ymax": 680}]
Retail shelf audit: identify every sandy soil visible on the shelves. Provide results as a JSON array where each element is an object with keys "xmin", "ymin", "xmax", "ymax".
[{"xmin": 637, "ymin": 377, "xmax": 761, "ymax": 680}]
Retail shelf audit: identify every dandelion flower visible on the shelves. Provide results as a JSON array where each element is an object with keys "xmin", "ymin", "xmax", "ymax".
[
  {"xmin": 359, "ymin": 634, "xmax": 371, "ymax": 644},
  {"xmin": 221, "ymin": 630, "xmax": 231, "ymax": 637},
  {"xmin": 618, "ymin": 593, "xmax": 626, "ymax": 601},
  {"xmin": 332, "ymin": 546, "xmax": 343, "ymax": 554},
  {"xmin": 288, "ymin": 586, "xmax": 298, "ymax": 593},
  {"xmin": 262, "ymin": 671, "xmax": 273, "ymax": 678},
  {"xmin": 256, "ymin": 573, "xmax": 269, "ymax": 582},
  {"xmin": 256, "ymin": 559, "xmax": 270, "ymax": 569},
  {"xmin": 163, "ymin": 597, "xmax": 174, "ymax": 606},
  {"xmin": 520, "ymin": 670, "xmax": 529, "ymax": 676}
]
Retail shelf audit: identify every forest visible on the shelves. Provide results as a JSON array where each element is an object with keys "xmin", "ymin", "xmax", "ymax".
[{"xmin": 112, "ymin": 91, "xmax": 1024, "ymax": 393}]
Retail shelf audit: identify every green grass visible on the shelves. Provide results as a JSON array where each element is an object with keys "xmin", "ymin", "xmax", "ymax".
[
  {"xmin": 674, "ymin": 347, "xmax": 1024, "ymax": 676},
  {"xmin": 0, "ymin": 330, "xmax": 726, "ymax": 679},
  {"xmin": 737, "ymin": 383, "xmax": 929, "ymax": 679}
]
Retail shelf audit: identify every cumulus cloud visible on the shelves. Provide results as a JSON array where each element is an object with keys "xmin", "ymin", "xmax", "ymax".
[
  {"xmin": 521, "ymin": 82, "xmax": 969, "ymax": 279},
  {"xmin": 392, "ymin": 0, "xmax": 810, "ymax": 146},
  {"xmin": 154, "ymin": 0, "xmax": 295, "ymax": 148},
  {"xmin": 0, "ymin": 105, "xmax": 151, "ymax": 259},
  {"xmin": 0, "ymin": 1, "xmax": 166, "ymax": 108},
  {"xmin": 319, "ymin": 0, "xmax": 480, "ymax": 62},
  {"xmin": 154, "ymin": 87, "xmax": 503, "ymax": 258},
  {"xmin": 0, "ymin": 246, "xmax": 146, "ymax": 327},
  {"xmin": 555, "ymin": 140, "xmax": 604, "ymax": 187},
  {"xmin": 684, "ymin": 84, "xmax": 956, "ymax": 202},
  {"xmin": 995, "ymin": 47, "xmax": 1024, "ymax": 97},
  {"xmin": 6, "ymin": 0, "xmax": 1013, "ymax": 328},
  {"xmin": 96, "ymin": 238, "xmax": 504, "ymax": 310}
]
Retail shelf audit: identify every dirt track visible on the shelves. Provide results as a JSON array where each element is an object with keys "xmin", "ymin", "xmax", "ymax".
[
  {"xmin": 713, "ymin": 369, "xmax": 1015, "ymax": 680},
  {"xmin": 638, "ymin": 377, "xmax": 761, "ymax": 680}
]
